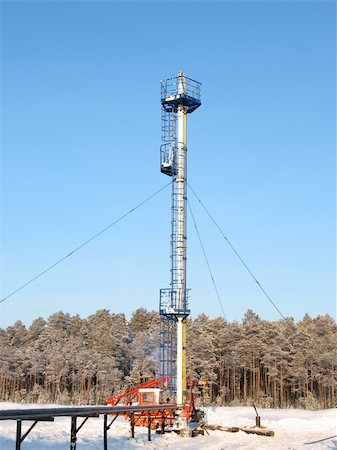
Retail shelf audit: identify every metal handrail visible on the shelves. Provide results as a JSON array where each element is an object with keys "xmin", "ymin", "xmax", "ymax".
[{"xmin": 161, "ymin": 75, "xmax": 201, "ymax": 103}]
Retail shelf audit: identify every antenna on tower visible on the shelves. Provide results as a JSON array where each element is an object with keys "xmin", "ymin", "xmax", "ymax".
[{"xmin": 159, "ymin": 72, "xmax": 201, "ymax": 409}]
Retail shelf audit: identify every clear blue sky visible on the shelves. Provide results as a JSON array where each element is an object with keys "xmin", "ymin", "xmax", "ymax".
[{"xmin": 0, "ymin": 1, "xmax": 335, "ymax": 328}]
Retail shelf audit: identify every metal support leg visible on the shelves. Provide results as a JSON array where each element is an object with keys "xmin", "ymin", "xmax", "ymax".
[
  {"xmin": 130, "ymin": 413, "xmax": 135, "ymax": 439},
  {"xmin": 70, "ymin": 416, "xmax": 77, "ymax": 450},
  {"xmin": 16, "ymin": 420, "xmax": 22, "ymax": 450},
  {"xmin": 161, "ymin": 412, "xmax": 165, "ymax": 434},
  {"xmin": 103, "ymin": 414, "xmax": 108, "ymax": 450},
  {"xmin": 147, "ymin": 412, "xmax": 151, "ymax": 441},
  {"xmin": 104, "ymin": 411, "xmax": 119, "ymax": 448},
  {"xmin": 15, "ymin": 418, "xmax": 52, "ymax": 450}
]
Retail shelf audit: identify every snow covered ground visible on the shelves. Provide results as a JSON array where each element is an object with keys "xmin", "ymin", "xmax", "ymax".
[{"xmin": 0, "ymin": 403, "xmax": 336, "ymax": 449}]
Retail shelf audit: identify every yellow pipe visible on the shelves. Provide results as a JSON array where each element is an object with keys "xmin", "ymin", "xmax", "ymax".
[
  {"xmin": 182, "ymin": 110, "xmax": 187, "ymax": 404},
  {"xmin": 182, "ymin": 319, "xmax": 187, "ymax": 404}
]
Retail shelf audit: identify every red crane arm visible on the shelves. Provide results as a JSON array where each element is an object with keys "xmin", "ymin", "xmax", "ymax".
[{"xmin": 106, "ymin": 376, "xmax": 172, "ymax": 405}]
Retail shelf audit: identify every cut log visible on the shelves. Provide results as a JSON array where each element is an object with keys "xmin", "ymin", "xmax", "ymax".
[
  {"xmin": 241, "ymin": 426, "xmax": 275, "ymax": 437},
  {"xmin": 203, "ymin": 424, "xmax": 274, "ymax": 436},
  {"xmin": 203, "ymin": 424, "xmax": 240, "ymax": 433}
]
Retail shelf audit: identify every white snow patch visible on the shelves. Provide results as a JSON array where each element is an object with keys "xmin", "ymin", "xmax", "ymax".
[{"xmin": 0, "ymin": 403, "xmax": 336, "ymax": 449}]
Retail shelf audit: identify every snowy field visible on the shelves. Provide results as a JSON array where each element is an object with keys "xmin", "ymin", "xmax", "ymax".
[{"xmin": 0, "ymin": 403, "xmax": 336, "ymax": 449}]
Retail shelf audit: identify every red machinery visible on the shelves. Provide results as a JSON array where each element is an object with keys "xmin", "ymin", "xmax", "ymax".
[{"xmin": 106, "ymin": 376, "xmax": 197, "ymax": 429}]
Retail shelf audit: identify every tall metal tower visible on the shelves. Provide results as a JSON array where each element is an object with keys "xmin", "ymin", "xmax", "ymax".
[{"xmin": 159, "ymin": 72, "xmax": 201, "ymax": 406}]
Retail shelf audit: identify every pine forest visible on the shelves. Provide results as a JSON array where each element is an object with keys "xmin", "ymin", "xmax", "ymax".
[{"xmin": 0, "ymin": 308, "xmax": 336, "ymax": 410}]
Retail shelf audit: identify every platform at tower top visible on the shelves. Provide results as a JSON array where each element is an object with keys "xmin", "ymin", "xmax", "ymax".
[{"xmin": 160, "ymin": 73, "xmax": 201, "ymax": 113}]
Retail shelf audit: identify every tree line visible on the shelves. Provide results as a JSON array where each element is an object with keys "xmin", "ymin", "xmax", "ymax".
[{"xmin": 0, "ymin": 308, "xmax": 335, "ymax": 409}]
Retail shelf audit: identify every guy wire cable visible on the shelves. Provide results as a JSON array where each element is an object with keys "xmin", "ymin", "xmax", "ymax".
[
  {"xmin": 189, "ymin": 185, "xmax": 322, "ymax": 348},
  {"xmin": 187, "ymin": 198, "xmax": 227, "ymax": 321},
  {"xmin": 1, "ymin": 181, "xmax": 172, "ymax": 304},
  {"xmin": 188, "ymin": 183, "xmax": 285, "ymax": 320}
]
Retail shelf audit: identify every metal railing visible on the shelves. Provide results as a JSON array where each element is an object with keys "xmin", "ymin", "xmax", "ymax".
[
  {"xmin": 159, "ymin": 288, "xmax": 190, "ymax": 317},
  {"xmin": 160, "ymin": 75, "xmax": 201, "ymax": 104}
]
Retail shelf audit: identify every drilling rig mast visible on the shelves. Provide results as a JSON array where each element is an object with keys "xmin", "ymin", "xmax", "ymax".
[{"xmin": 159, "ymin": 72, "xmax": 201, "ymax": 408}]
